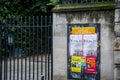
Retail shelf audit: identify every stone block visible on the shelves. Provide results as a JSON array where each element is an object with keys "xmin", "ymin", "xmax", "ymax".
[
  {"xmin": 114, "ymin": 38, "xmax": 120, "ymax": 51},
  {"xmin": 115, "ymin": 9, "xmax": 120, "ymax": 22},
  {"xmin": 114, "ymin": 68, "xmax": 120, "ymax": 80},
  {"xmin": 114, "ymin": 51, "xmax": 120, "ymax": 64},
  {"xmin": 116, "ymin": 1, "xmax": 120, "ymax": 7},
  {"xmin": 115, "ymin": 25, "xmax": 120, "ymax": 32},
  {"xmin": 115, "ymin": 32, "xmax": 120, "ymax": 37}
]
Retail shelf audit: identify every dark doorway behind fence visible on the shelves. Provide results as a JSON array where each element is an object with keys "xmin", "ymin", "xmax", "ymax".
[{"xmin": 0, "ymin": 16, "xmax": 53, "ymax": 80}]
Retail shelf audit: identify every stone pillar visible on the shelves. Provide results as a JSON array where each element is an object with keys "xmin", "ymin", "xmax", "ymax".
[
  {"xmin": 114, "ymin": 0, "xmax": 120, "ymax": 80},
  {"xmin": 53, "ymin": 3, "xmax": 115, "ymax": 80}
]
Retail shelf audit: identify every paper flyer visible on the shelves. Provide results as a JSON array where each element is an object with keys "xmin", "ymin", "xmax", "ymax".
[
  {"xmin": 69, "ymin": 35, "xmax": 83, "ymax": 56},
  {"xmin": 71, "ymin": 56, "xmax": 82, "ymax": 73},
  {"xmin": 86, "ymin": 56, "xmax": 96, "ymax": 74},
  {"xmin": 83, "ymin": 34, "xmax": 97, "ymax": 56}
]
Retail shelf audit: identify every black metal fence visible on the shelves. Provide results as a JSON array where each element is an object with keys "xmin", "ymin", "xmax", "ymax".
[
  {"xmin": 59, "ymin": 0, "xmax": 114, "ymax": 4},
  {"xmin": 0, "ymin": 16, "xmax": 53, "ymax": 80}
]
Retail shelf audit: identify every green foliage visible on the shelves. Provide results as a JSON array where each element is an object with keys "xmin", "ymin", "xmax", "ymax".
[
  {"xmin": 0, "ymin": 0, "xmax": 51, "ymax": 17},
  {"xmin": 49, "ymin": 0, "xmax": 59, "ymax": 5}
]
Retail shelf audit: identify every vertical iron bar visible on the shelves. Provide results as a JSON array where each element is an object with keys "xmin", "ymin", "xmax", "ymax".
[
  {"xmin": 13, "ymin": 17, "xmax": 16, "ymax": 80},
  {"xmin": 9, "ymin": 17, "xmax": 12, "ymax": 80},
  {"xmin": 47, "ymin": 16, "xmax": 50, "ymax": 80},
  {"xmin": 3, "ymin": 17, "xmax": 6, "ymax": 80},
  {"xmin": 25, "ymin": 16, "xmax": 27, "ymax": 80},
  {"xmin": 51, "ymin": 15, "xmax": 53, "ymax": 80},
  {"xmin": 4, "ymin": 17, "xmax": 6, "ymax": 80},
  {"xmin": 32, "ymin": 16, "xmax": 35, "ymax": 80},
  {"xmin": 21, "ymin": 17, "xmax": 23, "ymax": 80},
  {"xmin": 28, "ymin": 16, "xmax": 31, "ymax": 80},
  {"xmin": 37, "ymin": 16, "xmax": 39, "ymax": 80},
  {"xmin": 48, "ymin": 16, "xmax": 52, "ymax": 80},
  {"xmin": 45, "ymin": 16, "xmax": 47, "ymax": 80},
  {"xmin": 41, "ymin": 16, "xmax": 43, "ymax": 79},
  {"xmin": 1, "ymin": 17, "xmax": 3, "ymax": 80},
  {"xmin": 0, "ymin": 17, "xmax": 2, "ymax": 80},
  {"xmin": 16, "ymin": 17, "xmax": 19, "ymax": 80},
  {"xmin": 5, "ymin": 16, "xmax": 8, "ymax": 80}
]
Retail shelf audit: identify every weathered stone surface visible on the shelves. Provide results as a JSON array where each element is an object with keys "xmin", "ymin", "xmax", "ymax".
[
  {"xmin": 53, "ymin": 13, "xmax": 67, "ymax": 80},
  {"xmin": 115, "ymin": 24, "xmax": 120, "ymax": 32},
  {"xmin": 115, "ymin": 9, "xmax": 120, "ymax": 22},
  {"xmin": 114, "ymin": 51, "xmax": 120, "ymax": 64},
  {"xmin": 114, "ymin": 38, "xmax": 120, "ymax": 51},
  {"xmin": 116, "ymin": 0, "xmax": 120, "ymax": 7},
  {"xmin": 53, "ymin": 75, "xmax": 67, "ymax": 80},
  {"xmin": 114, "ymin": 68, "xmax": 120, "ymax": 80}
]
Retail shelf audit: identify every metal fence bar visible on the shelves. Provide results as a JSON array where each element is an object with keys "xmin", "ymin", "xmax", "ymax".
[
  {"xmin": 41, "ymin": 16, "xmax": 44, "ymax": 80},
  {"xmin": 47, "ymin": 17, "xmax": 50, "ymax": 80},
  {"xmin": 28, "ymin": 16, "xmax": 31, "ymax": 80},
  {"xmin": 50, "ymin": 16, "xmax": 53, "ymax": 80},
  {"xmin": 0, "ymin": 19, "xmax": 2, "ymax": 80},
  {"xmin": 4, "ymin": 17, "xmax": 7, "ymax": 80},
  {"xmin": 9, "ymin": 17, "xmax": 12, "ymax": 80},
  {"xmin": 21, "ymin": 17, "xmax": 23, "ymax": 80},
  {"xmin": 6, "ymin": 17, "xmax": 8, "ymax": 80},
  {"xmin": 3, "ymin": 17, "xmax": 5, "ymax": 80},
  {"xmin": 33, "ymin": 16, "xmax": 35, "ymax": 80},
  {"xmin": 13, "ymin": 17, "xmax": 16, "ymax": 80},
  {"xmin": 45, "ymin": 16, "xmax": 47, "ymax": 80},
  {"xmin": 0, "ymin": 16, "xmax": 53, "ymax": 80},
  {"xmin": 25, "ymin": 16, "xmax": 27, "ymax": 80},
  {"xmin": 36, "ymin": 16, "xmax": 39, "ymax": 80},
  {"xmin": 16, "ymin": 17, "xmax": 19, "ymax": 80}
]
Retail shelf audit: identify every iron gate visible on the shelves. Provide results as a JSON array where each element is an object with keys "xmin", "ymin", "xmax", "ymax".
[{"xmin": 0, "ymin": 16, "xmax": 53, "ymax": 80}]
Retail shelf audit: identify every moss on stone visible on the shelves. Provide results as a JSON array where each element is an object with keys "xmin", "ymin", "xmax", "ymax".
[{"xmin": 53, "ymin": 2, "xmax": 115, "ymax": 12}]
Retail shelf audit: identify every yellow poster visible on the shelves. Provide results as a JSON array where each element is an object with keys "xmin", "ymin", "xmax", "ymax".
[
  {"xmin": 72, "ymin": 27, "xmax": 95, "ymax": 34},
  {"xmin": 71, "ymin": 56, "xmax": 82, "ymax": 72}
]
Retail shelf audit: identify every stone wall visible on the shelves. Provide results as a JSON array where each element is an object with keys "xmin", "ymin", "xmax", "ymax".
[
  {"xmin": 53, "ymin": 9, "xmax": 115, "ymax": 80},
  {"xmin": 114, "ymin": 1, "xmax": 120, "ymax": 79}
]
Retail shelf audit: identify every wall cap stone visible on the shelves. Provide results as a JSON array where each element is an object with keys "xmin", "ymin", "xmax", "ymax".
[{"xmin": 53, "ymin": 2, "xmax": 115, "ymax": 12}]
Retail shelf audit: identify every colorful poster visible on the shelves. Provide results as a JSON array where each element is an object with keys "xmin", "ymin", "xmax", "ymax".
[
  {"xmin": 69, "ymin": 35, "xmax": 83, "ymax": 56},
  {"xmin": 86, "ymin": 56, "xmax": 96, "ymax": 74},
  {"xmin": 83, "ymin": 34, "xmax": 97, "ymax": 56},
  {"xmin": 81, "ymin": 57, "xmax": 86, "ymax": 67},
  {"xmin": 72, "ymin": 27, "xmax": 95, "ymax": 34},
  {"xmin": 71, "ymin": 56, "xmax": 82, "ymax": 72}
]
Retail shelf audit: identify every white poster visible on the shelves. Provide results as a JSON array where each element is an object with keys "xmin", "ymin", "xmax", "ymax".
[
  {"xmin": 69, "ymin": 35, "xmax": 83, "ymax": 56},
  {"xmin": 83, "ymin": 34, "xmax": 98, "ymax": 56}
]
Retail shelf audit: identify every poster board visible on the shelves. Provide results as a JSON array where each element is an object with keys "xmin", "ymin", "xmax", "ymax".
[{"xmin": 67, "ymin": 24, "xmax": 100, "ymax": 80}]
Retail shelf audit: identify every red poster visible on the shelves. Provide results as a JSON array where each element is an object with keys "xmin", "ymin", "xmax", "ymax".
[{"xmin": 86, "ymin": 56, "xmax": 96, "ymax": 74}]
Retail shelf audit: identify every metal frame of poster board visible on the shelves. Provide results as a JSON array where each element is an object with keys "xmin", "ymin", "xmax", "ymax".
[{"xmin": 67, "ymin": 23, "xmax": 100, "ymax": 80}]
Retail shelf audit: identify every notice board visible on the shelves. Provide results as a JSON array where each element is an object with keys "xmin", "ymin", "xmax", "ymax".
[{"xmin": 67, "ymin": 24, "xmax": 100, "ymax": 80}]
